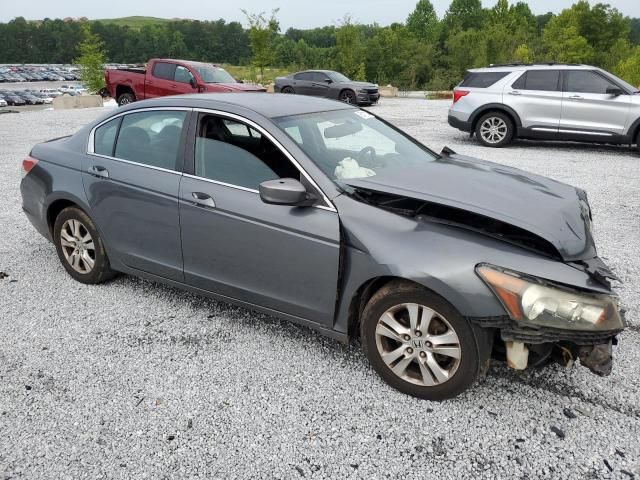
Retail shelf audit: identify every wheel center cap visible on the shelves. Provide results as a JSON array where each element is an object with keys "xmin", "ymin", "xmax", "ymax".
[{"xmin": 411, "ymin": 339, "xmax": 423, "ymax": 349}]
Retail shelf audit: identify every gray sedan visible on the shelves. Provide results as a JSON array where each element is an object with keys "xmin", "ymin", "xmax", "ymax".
[
  {"xmin": 275, "ymin": 70, "xmax": 380, "ymax": 105},
  {"xmin": 20, "ymin": 93, "xmax": 625, "ymax": 400}
]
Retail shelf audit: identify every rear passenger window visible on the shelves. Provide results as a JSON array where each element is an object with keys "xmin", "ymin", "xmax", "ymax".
[
  {"xmin": 512, "ymin": 70, "xmax": 560, "ymax": 91},
  {"xmin": 113, "ymin": 110, "xmax": 186, "ymax": 171},
  {"xmin": 94, "ymin": 117, "xmax": 121, "ymax": 156},
  {"xmin": 565, "ymin": 70, "xmax": 616, "ymax": 94},
  {"xmin": 294, "ymin": 72, "xmax": 313, "ymax": 81},
  {"xmin": 459, "ymin": 71, "xmax": 510, "ymax": 88},
  {"xmin": 152, "ymin": 62, "xmax": 177, "ymax": 80}
]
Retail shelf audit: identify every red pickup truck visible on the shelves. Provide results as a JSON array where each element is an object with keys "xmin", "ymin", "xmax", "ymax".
[{"xmin": 105, "ymin": 58, "xmax": 265, "ymax": 106}]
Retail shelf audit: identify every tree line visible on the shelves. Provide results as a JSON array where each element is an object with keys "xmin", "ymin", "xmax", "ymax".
[{"xmin": 1, "ymin": 0, "xmax": 640, "ymax": 89}]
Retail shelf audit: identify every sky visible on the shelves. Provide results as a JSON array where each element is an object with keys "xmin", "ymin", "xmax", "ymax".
[{"xmin": 1, "ymin": 0, "xmax": 639, "ymax": 29}]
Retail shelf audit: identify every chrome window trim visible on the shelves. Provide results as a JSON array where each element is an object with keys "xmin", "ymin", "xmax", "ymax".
[
  {"xmin": 193, "ymin": 107, "xmax": 337, "ymax": 212},
  {"xmin": 88, "ymin": 152, "xmax": 183, "ymax": 175},
  {"xmin": 182, "ymin": 173, "xmax": 259, "ymax": 194}
]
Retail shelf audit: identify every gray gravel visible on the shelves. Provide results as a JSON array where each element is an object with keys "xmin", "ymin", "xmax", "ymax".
[{"xmin": 1, "ymin": 99, "xmax": 639, "ymax": 479}]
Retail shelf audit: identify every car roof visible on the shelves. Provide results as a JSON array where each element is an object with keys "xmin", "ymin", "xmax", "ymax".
[
  {"xmin": 468, "ymin": 63, "xmax": 596, "ymax": 72},
  {"xmin": 125, "ymin": 92, "xmax": 355, "ymax": 118}
]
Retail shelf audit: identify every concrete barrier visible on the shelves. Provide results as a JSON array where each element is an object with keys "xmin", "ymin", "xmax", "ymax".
[
  {"xmin": 53, "ymin": 94, "xmax": 103, "ymax": 109},
  {"xmin": 379, "ymin": 85, "xmax": 398, "ymax": 97}
]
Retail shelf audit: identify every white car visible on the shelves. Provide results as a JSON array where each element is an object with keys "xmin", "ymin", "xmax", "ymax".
[
  {"xmin": 0, "ymin": 98, "xmax": 7, "ymax": 107},
  {"xmin": 60, "ymin": 85, "xmax": 87, "ymax": 95}
]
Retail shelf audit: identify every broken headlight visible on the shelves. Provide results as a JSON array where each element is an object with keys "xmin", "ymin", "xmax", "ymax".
[{"xmin": 476, "ymin": 265, "xmax": 623, "ymax": 331}]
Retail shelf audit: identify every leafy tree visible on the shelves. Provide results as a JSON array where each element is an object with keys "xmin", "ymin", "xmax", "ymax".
[
  {"xmin": 74, "ymin": 25, "xmax": 107, "ymax": 93},
  {"xmin": 242, "ymin": 9, "xmax": 280, "ymax": 79},
  {"xmin": 335, "ymin": 17, "xmax": 366, "ymax": 80},
  {"xmin": 406, "ymin": 0, "xmax": 439, "ymax": 42},
  {"xmin": 614, "ymin": 46, "xmax": 640, "ymax": 86},
  {"xmin": 443, "ymin": 0, "xmax": 484, "ymax": 34}
]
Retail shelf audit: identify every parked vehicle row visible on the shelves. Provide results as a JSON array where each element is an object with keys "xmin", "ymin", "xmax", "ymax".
[
  {"xmin": 449, "ymin": 63, "xmax": 640, "ymax": 151},
  {"xmin": 0, "ymin": 85, "xmax": 86, "ymax": 107},
  {"xmin": 0, "ymin": 65, "xmax": 80, "ymax": 83}
]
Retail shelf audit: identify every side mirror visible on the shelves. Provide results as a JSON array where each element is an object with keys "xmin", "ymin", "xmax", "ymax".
[
  {"xmin": 189, "ymin": 77, "xmax": 197, "ymax": 89},
  {"xmin": 324, "ymin": 78, "xmax": 333, "ymax": 84},
  {"xmin": 606, "ymin": 86, "xmax": 624, "ymax": 96},
  {"xmin": 259, "ymin": 178, "xmax": 316, "ymax": 206}
]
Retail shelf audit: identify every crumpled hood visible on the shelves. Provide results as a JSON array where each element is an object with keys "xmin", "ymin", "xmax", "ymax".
[
  {"xmin": 343, "ymin": 152, "xmax": 597, "ymax": 261},
  {"xmin": 204, "ymin": 83, "xmax": 266, "ymax": 92}
]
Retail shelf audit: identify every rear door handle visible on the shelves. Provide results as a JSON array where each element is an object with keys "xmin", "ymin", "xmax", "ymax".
[
  {"xmin": 508, "ymin": 90, "xmax": 521, "ymax": 95},
  {"xmin": 88, "ymin": 165, "xmax": 109, "ymax": 178},
  {"xmin": 191, "ymin": 192, "xmax": 215, "ymax": 208},
  {"xmin": 569, "ymin": 95, "xmax": 583, "ymax": 100}
]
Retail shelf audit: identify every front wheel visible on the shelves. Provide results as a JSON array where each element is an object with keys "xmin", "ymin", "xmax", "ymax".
[
  {"xmin": 475, "ymin": 111, "xmax": 514, "ymax": 147},
  {"xmin": 53, "ymin": 207, "xmax": 116, "ymax": 284},
  {"xmin": 361, "ymin": 281, "xmax": 486, "ymax": 400},
  {"xmin": 339, "ymin": 89, "xmax": 357, "ymax": 104}
]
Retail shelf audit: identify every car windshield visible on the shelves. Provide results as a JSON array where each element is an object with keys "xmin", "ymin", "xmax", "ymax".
[
  {"xmin": 193, "ymin": 65, "xmax": 236, "ymax": 84},
  {"xmin": 328, "ymin": 72, "xmax": 351, "ymax": 83},
  {"xmin": 274, "ymin": 109, "xmax": 438, "ymax": 183}
]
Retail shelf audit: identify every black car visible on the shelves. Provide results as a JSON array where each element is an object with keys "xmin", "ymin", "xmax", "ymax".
[
  {"xmin": 275, "ymin": 70, "xmax": 380, "ymax": 106},
  {"xmin": 3, "ymin": 95, "xmax": 26, "ymax": 106}
]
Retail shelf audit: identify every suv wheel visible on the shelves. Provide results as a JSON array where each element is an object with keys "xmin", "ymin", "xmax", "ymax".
[
  {"xmin": 475, "ymin": 111, "xmax": 514, "ymax": 147},
  {"xmin": 53, "ymin": 207, "xmax": 116, "ymax": 284},
  {"xmin": 361, "ymin": 281, "xmax": 486, "ymax": 400},
  {"xmin": 635, "ymin": 130, "xmax": 640, "ymax": 153}
]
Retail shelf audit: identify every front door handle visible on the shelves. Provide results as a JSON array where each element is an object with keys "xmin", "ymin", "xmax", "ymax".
[
  {"xmin": 191, "ymin": 192, "xmax": 215, "ymax": 208},
  {"xmin": 88, "ymin": 165, "xmax": 109, "ymax": 178},
  {"xmin": 569, "ymin": 95, "xmax": 583, "ymax": 100},
  {"xmin": 508, "ymin": 90, "xmax": 521, "ymax": 95}
]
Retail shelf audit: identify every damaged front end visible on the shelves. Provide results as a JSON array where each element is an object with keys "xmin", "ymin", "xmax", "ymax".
[{"xmin": 475, "ymin": 265, "xmax": 625, "ymax": 376}]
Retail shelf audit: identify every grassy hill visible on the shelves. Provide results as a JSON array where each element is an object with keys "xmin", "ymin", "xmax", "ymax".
[{"xmin": 92, "ymin": 16, "xmax": 181, "ymax": 29}]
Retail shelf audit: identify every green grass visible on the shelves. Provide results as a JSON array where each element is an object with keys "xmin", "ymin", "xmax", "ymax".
[
  {"xmin": 92, "ymin": 16, "xmax": 176, "ymax": 29},
  {"xmin": 223, "ymin": 65, "xmax": 292, "ymax": 84}
]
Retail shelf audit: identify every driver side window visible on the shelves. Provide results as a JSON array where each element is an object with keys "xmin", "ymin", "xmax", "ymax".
[{"xmin": 174, "ymin": 66, "xmax": 194, "ymax": 84}]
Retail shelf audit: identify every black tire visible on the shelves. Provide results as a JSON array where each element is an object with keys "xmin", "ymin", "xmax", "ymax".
[
  {"xmin": 117, "ymin": 92, "xmax": 135, "ymax": 106},
  {"xmin": 475, "ymin": 111, "xmax": 514, "ymax": 148},
  {"xmin": 360, "ymin": 280, "xmax": 486, "ymax": 400},
  {"xmin": 281, "ymin": 86, "xmax": 295, "ymax": 94},
  {"xmin": 635, "ymin": 130, "xmax": 640, "ymax": 153},
  {"xmin": 339, "ymin": 89, "xmax": 357, "ymax": 104},
  {"xmin": 53, "ymin": 207, "xmax": 116, "ymax": 284}
]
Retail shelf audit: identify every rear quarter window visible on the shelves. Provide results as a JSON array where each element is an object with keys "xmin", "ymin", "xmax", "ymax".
[
  {"xmin": 459, "ymin": 71, "xmax": 511, "ymax": 88},
  {"xmin": 94, "ymin": 117, "xmax": 122, "ymax": 156}
]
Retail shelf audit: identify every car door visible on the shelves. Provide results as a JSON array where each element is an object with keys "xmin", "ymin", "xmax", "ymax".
[
  {"xmin": 309, "ymin": 72, "xmax": 332, "ymax": 98},
  {"xmin": 292, "ymin": 72, "xmax": 315, "ymax": 95},
  {"xmin": 173, "ymin": 65, "xmax": 197, "ymax": 95},
  {"xmin": 505, "ymin": 69, "xmax": 562, "ymax": 132},
  {"xmin": 560, "ymin": 70, "xmax": 631, "ymax": 136},
  {"xmin": 83, "ymin": 108, "xmax": 190, "ymax": 281},
  {"xmin": 146, "ymin": 62, "xmax": 177, "ymax": 98},
  {"xmin": 178, "ymin": 111, "xmax": 341, "ymax": 325}
]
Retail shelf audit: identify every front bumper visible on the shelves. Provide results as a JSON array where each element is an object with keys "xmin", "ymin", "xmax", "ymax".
[{"xmin": 357, "ymin": 91, "xmax": 380, "ymax": 105}]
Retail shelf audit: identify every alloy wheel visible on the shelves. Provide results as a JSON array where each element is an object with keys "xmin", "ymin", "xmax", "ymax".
[
  {"xmin": 59, "ymin": 219, "xmax": 96, "ymax": 274},
  {"xmin": 375, "ymin": 303, "xmax": 461, "ymax": 387},
  {"xmin": 479, "ymin": 117, "xmax": 508, "ymax": 144}
]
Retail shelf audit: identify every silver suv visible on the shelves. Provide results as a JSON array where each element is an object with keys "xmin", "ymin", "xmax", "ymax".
[{"xmin": 448, "ymin": 64, "xmax": 640, "ymax": 149}]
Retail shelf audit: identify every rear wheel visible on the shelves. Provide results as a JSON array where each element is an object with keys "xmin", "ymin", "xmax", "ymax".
[
  {"xmin": 475, "ymin": 111, "xmax": 514, "ymax": 147},
  {"xmin": 361, "ymin": 281, "xmax": 485, "ymax": 400},
  {"xmin": 281, "ymin": 86, "xmax": 295, "ymax": 94},
  {"xmin": 53, "ymin": 207, "xmax": 116, "ymax": 284},
  {"xmin": 117, "ymin": 92, "xmax": 135, "ymax": 106},
  {"xmin": 635, "ymin": 130, "xmax": 640, "ymax": 153},
  {"xmin": 339, "ymin": 89, "xmax": 357, "ymax": 104}
]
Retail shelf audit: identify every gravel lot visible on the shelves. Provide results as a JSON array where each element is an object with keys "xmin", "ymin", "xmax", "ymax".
[{"xmin": 1, "ymin": 98, "xmax": 639, "ymax": 479}]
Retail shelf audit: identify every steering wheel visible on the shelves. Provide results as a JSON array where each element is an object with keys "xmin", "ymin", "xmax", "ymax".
[{"xmin": 357, "ymin": 146, "xmax": 377, "ymax": 166}]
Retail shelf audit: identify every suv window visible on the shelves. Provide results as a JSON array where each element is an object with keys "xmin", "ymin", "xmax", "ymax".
[
  {"xmin": 113, "ymin": 110, "xmax": 186, "ymax": 171},
  {"xmin": 195, "ymin": 114, "xmax": 300, "ymax": 190},
  {"xmin": 459, "ymin": 71, "xmax": 510, "ymax": 88},
  {"xmin": 565, "ymin": 70, "xmax": 617, "ymax": 94},
  {"xmin": 94, "ymin": 117, "xmax": 122, "ymax": 156},
  {"xmin": 294, "ymin": 72, "xmax": 313, "ymax": 81},
  {"xmin": 512, "ymin": 70, "xmax": 560, "ymax": 91},
  {"xmin": 152, "ymin": 62, "xmax": 177, "ymax": 81},
  {"xmin": 174, "ymin": 65, "xmax": 194, "ymax": 84}
]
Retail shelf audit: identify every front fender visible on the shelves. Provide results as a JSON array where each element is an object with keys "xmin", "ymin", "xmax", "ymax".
[{"xmin": 333, "ymin": 195, "xmax": 610, "ymax": 335}]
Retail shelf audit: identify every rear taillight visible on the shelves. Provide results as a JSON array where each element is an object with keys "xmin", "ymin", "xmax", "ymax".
[
  {"xmin": 453, "ymin": 90, "xmax": 469, "ymax": 104},
  {"xmin": 22, "ymin": 156, "xmax": 39, "ymax": 177}
]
